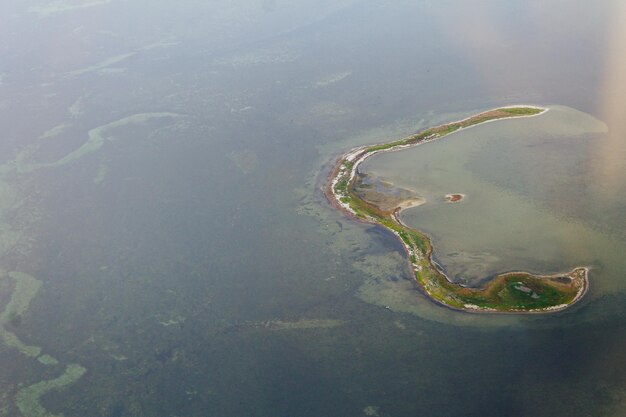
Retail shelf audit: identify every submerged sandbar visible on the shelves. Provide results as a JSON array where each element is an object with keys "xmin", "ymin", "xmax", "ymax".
[{"xmin": 325, "ymin": 106, "xmax": 588, "ymax": 313}]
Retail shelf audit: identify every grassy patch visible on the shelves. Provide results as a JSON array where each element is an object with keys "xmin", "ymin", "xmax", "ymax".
[{"xmin": 500, "ymin": 107, "xmax": 543, "ymax": 116}]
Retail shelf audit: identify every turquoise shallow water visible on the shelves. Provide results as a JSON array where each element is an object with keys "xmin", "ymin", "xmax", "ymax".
[{"xmin": 1, "ymin": 1, "xmax": 626, "ymax": 416}]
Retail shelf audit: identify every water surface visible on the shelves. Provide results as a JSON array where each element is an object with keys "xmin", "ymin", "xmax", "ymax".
[{"xmin": 1, "ymin": 1, "xmax": 626, "ymax": 417}]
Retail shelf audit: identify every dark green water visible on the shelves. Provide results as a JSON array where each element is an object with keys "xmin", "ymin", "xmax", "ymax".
[{"xmin": 1, "ymin": 1, "xmax": 626, "ymax": 416}]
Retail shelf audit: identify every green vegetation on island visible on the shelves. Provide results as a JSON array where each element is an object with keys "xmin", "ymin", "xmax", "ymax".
[{"xmin": 326, "ymin": 106, "xmax": 588, "ymax": 313}]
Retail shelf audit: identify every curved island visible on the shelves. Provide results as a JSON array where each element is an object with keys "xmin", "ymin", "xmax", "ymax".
[{"xmin": 325, "ymin": 106, "xmax": 588, "ymax": 313}]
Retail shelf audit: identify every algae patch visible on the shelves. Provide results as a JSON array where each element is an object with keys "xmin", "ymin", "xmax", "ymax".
[
  {"xmin": 0, "ymin": 108, "xmax": 184, "ymax": 415},
  {"xmin": 68, "ymin": 96, "xmax": 85, "ymax": 118},
  {"xmin": 15, "ymin": 364, "xmax": 87, "ymax": 417},
  {"xmin": 39, "ymin": 123, "xmax": 71, "ymax": 140},
  {"xmin": 228, "ymin": 149, "xmax": 259, "ymax": 174},
  {"xmin": 262, "ymin": 319, "xmax": 345, "ymax": 330},
  {"xmin": 0, "ymin": 271, "xmax": 43, "ymax": 358},
  {"xmin": 315, "ymin": 71, "xmax": 352, "ymax": 87},
  {"xmin": 0, "ymin": 271, "xmax": 88, "ymax": 416},
  {"xmin": 37, "ymin": 354, "xmax": 59, "ymax": 366},
  {"xmin": 1, "ymin": 112, "xmax": 187, "ymax": 414},
  {"xmin": 68, "ymin": 52, "xmax": 136, "ymax": 76},
  {"xmin": 16, "ymin": 112, "xmax": 181, "ymax": 174},
  {"xmin": 93, "ymin": 164, "xmax": 108, "ymax": 184},
  {"xmin": 363, "ymin": 405, "xmax": 381, "ymax": 416},
  {"xmin": 29, "ymin": 0, "xmax": 111, "ymax": 17},
  {"xmin": 230, "ymin": 318, "xmax": 346, "ymax": 332}
]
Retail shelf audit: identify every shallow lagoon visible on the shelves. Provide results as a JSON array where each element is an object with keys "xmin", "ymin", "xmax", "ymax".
[{"xmin": 362, "ymin": 106, "xmax": 623, "ymax": 296}]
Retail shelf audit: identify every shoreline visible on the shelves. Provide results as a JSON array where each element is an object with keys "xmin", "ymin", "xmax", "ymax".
[{"xmin": 324, "ymin": 105, "xmax": 589, "ymax": 314}]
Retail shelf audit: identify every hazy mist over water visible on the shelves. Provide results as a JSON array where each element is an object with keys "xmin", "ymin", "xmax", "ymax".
[{"xmin": 1, "ymin": 1, "xmax": 625, "ymax": 416}]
